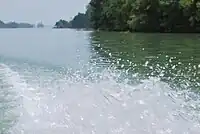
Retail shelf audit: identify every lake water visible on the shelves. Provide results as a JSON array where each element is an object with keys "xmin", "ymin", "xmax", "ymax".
[{"xmin": 0, "ymin": 29, "xmax": 200, "ymax": 134}]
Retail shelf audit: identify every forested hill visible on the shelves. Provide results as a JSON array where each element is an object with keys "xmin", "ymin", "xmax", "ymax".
[
  {"xmin": 54, "ymin": 13, "xmax": 90, "ymax": 29},
  {"xmin": 0, "ymin": 20, "xmax": 34, "ymax": 28},
  {"xmin": 87, "ymin": 0, "xmax": 200, "ymax": 33}
]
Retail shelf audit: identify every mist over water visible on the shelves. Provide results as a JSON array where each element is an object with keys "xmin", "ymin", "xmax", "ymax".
[{"xmin": 0, "ymin": 29, "xmax": 200, "ymax": 134}]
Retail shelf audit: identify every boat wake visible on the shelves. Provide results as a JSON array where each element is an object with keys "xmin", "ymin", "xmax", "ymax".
[{"xmin": 0, "ymin": 63, "xmax": 200, "ymax": 134}]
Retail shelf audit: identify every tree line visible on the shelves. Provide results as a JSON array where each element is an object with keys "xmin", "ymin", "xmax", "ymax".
[
  {"xmin": 54, "ymin": 13, "xmax": 90, "ymax": 29},
  {"xmin": 0, "ymin": 20, "xmax": 34, "ymax": 28},
  {"xmin": 54, "ymin": 0, "xmax": 200, "ymax": 33},
  {"xmin": 88, "ymin": 0, "xmax": 200, "ymax": 33}
]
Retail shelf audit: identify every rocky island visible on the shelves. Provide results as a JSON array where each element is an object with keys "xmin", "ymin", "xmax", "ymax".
[{"xmin": 0, "ymin": 20, "xmax": 34, "ymax": 28}]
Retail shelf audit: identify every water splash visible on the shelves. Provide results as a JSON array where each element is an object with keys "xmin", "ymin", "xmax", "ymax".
[{"xmin": 0, "ymin": 63, "xmax": 200, "ymax": 134}]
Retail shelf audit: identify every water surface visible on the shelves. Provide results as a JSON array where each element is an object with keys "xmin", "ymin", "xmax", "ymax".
[{"xmin": 0, "ymin": 29, "xmax": 200, "ymax": 134}]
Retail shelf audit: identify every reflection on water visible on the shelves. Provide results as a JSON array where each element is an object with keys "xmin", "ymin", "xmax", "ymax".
[
  {"xmin": 0, "ymin": 29, "xmax": 200, "ymax": 133},
  {"xmin": 90, "ymin": 32, "xmax": 200, "ymax": 91}
]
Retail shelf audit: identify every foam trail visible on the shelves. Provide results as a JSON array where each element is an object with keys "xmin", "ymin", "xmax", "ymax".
[{"xmin": 0, "ymin": 63, "xmax": 200, "ymax": 134}]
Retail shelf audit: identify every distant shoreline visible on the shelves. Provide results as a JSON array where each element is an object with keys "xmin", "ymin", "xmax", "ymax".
[
  {"xmin": 52, "ymin": 27, "xmax": 93, "ymax": 31},
  {"xmin": 0, "ymin": 20, "xmax": 45, "ymax": 28}
]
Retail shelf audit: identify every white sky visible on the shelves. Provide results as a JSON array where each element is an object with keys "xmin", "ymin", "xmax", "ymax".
[{"xmin": 0, "ymin": 0, "xmax": 90, "ymax": 25}]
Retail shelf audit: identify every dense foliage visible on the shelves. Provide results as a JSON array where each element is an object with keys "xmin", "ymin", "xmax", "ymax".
[
  {"xmin": 54, "ymin": 13, "xmax": 90, "ymax": 29},
  {"xmin": 0, "ymin": 21, "xmax": 34, "ymax": 28},
  {"xmin": 87, "ymin": 0, "xmax": 200, "ymax": 32},
  {"xmin": 54, "ymin": 19, "xmax": 71, "ymax": 28}
]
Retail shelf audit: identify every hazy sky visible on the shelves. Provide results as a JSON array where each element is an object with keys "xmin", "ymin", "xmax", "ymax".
[{"xmin": 0, "ymin": 0, "xmax": 90, "ymax": 25}]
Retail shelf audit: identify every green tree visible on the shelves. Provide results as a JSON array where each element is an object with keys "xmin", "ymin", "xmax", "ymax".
[
  {"xmin": 89, "ymin": 0, "xmax": 104, "ymax": 29},
  {"xmin": 87, "ymin": 0, "xmax": 200, "ymax": 32},
  {"xmin": 54, "ymin": 19, "xmax": 71, "ymax": 28},
  {"xmin": 70, "ymin": 13, "xmax": 90, "ymax": 28},
  {"xmin": 54, "ymin": 13, "xmax": 90, "ymax": 29}
]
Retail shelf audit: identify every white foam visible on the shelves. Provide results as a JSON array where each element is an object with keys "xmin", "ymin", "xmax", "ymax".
[{"xmin": 0, "ymin": 63, "xmax": 200, "ymax": 134}]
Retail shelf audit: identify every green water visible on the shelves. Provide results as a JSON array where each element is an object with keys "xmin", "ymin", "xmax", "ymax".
[{"xmin": 90, "ymin": 32, "xmax": 200, "ymax": 90}]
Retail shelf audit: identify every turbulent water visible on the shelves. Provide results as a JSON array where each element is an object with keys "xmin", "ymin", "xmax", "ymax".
[{"xmin": 0, "ymin": 29, "xmax": 200, "ymax": 134}]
